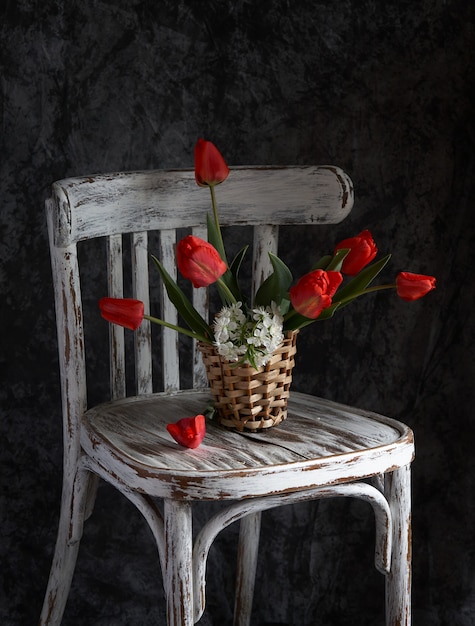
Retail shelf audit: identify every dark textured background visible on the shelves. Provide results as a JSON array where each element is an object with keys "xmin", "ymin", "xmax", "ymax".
[{"xmin": 1, "ymin": 1, "xmax": 474, "ymax": 624}]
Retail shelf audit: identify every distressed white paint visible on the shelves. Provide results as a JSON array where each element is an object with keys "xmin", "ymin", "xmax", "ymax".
[
  {"xmin": 164, "ymin": 500, "xmax": 194, "ymax": 626},
  {"xmin": 41, "ymin": 200, "xmax": 89, "ymax": 625},
  {"xmin": 40, "ymin": 166, "xmax": 413, "ymax": 626},
  {"xmin": 81, "ymin": 390, "xmax": 414, "ymax": 500},
  {"xmin": 159, "ymin": 229, "xmax": 180, "ymax": 391},
  {"xmin": 51, "ymin": 166, "xmax": 354, "ymax": 247},
  {"xmin": 131, "ymin": 231, "xmax": 153, "ymax": 395},
  {"xmin": 252, "ymin": 223, "xmax": 278, "ymax": 299},
  {"xmin": 107, "ymin": 233, "xmax": 126, "ymax": 399},
  {"xmin": 234, "ymin": 512, "xmax": 261, "ymax": 626},
  {"xmin": 385, "ymin": 465, "xmax": 412, "ymax": 625}
]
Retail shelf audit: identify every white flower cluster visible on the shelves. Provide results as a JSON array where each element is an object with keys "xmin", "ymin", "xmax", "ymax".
[{"xmin": 213, "ymin": 301, "xmax": 284, "ymax": 368}]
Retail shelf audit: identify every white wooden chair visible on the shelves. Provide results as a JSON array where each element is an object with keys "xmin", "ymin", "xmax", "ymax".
[{"xmin": 40, "ymin": 166, "xmax": 413, "ymax": 625}]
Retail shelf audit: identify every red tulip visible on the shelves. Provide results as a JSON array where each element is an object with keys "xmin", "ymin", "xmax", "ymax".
[
  {"xmin": 290, "ymin": 270, "xmax": 343, "ymax": 319},
  {"xmin": 334, "ymin": 230, "xmax": 378, "ymax": 276},
  {"xmin": 194, "ymin": 138, "xmax": 230, "ymax": 187},
  {"xmin": 396, "ymin": 272, "xmax": 436, "ymax": 302},
  {"xmin": 99, "ymin": 297, "xmax": 144, "ymax": 330},
  {"xmin": 167, "ymin": 414, "xmax": 206, "ymax": 449},
  {"xmin": 177, "ymin": 235, "xmax": 227, "ymax": 288}
]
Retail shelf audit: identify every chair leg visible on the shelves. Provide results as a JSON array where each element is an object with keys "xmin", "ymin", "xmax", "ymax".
[
  {"xmin": 233, "ymin": 511, "xmax": 261, "ymax": 626},
  {"xmin": 39, "ymin": 465, "xmax": 93, "ymax": 625},
  {"xmin": 385, "ymin": 464, "xmax": 412, "ymax": 626},
  {"xmin": 84, "ymin": 473, "xmax": 100, "ymax": 521},
  {"xmin": 164, "ymin": 499, "xmax": 194, "ymax": 626}
]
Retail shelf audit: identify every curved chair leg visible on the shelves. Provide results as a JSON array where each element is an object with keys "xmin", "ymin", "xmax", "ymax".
[
  {"xmin": 192, "ymin": 482, "xmax": 390, "ymax": 623},
  {"xmin": 234, "ymin": 511, "xmax": 262, "ymax": 626},
  {"xmin": 39, "ymin": 464, "xmax": 93, "ymax": 625},
  {"xmin": 84, "ymin": 473, "xmax": 100, "ymax": 521},
  {"xmin": 83, "ymin": 457, "xmax": 166, "ymax": 575},
  {"xmin": 385, "ymin": 464, "xmax": 412, "ymax": 626}
]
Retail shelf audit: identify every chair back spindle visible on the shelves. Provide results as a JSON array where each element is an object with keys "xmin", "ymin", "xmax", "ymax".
[
  {"xmin": 252, "ymin": 224, "xmax": 279, "ymax": 302},
  {"xmin": 106, "ymin": 234, "xmax": 126, "ymax": 399},
  {"xmin": 191, "ymin": 225, "xmax": 209, "ymax": 388},
  {"xmin": 158, "ymin": 229, "xmax": 180, "ymax": 392},
  {"xmin": 131, "ymin": 231, "xmax": 153, "ymax": 395}
]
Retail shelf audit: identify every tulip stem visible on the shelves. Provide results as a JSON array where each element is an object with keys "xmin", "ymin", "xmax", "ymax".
[
  {"xmin": 144, "ymin": 315, "xmax": 210, "ymax": 343},
  {"xmin": 283, "ymin": 308, "xmax": 298, "ymax": 323},
  {"xmin": 216, "ymin": 277, "xmax": 238, "ymax": 305},
  {"xmin": 335, "ymin": 283, "xmax": 396, "ymax": 306},
  {"xmin": 210, "ymin": 185, "xmax": 227, "ymax": 264}
]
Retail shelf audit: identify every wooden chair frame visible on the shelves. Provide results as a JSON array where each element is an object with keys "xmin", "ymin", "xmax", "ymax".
[{"xmin": 40, "ymin": 166, "xmax": 413, "ymax": 625}]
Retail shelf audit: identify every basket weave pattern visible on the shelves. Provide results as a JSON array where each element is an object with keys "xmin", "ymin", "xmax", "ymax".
[{"xmin": 198, "ymin": 331, "xmax": 298, "ymax": 431}]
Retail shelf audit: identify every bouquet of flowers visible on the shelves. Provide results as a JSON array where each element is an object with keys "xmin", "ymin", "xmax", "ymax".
[{"xmin": 100, "ymin": 139, "xmax": 436, "ymax": 371}]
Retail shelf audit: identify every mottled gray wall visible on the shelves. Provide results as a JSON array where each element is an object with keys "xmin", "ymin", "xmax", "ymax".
[{"xmin": 1, "ymin": 1, "xmax": 474, "ymax": 625}]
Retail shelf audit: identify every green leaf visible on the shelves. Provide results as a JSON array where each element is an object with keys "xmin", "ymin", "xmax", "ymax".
[
  {"xmin": 228, "ymin": 245, "xmax": 248, "ymax": 302},
  {"xmin": 151, "ymin": 255, "xmax": 212, "ymax": 339},
  {"xmin": 326, "ymin": 248, "xmax": 350, "ymax": 272},
  {"xmin": 315, "ymin": 302, "xmax": 342, "ymax": 320},
  {"xmin": 283, "ymin": 302, "xmax": 342, "ymax": 331},
  {"xmin": 311, "ymin": 254, "xmax": 333, "ymax": 270},
  {"xmin": 254, "ymin": 252, "xmax": 293, "ymax": 308},
  {"xmin": 332, "ymin": 254, "xmax": 392, "ymax": 304},
  {"xmin": 215, "ymin": 270, "xmax": 240, "ymax": 306},
  {"xmin": 206, "ymin": 213, "xmax": 227, "ymax": 264},
  {"xmin": 230, "ymin": 245, "xmax": 248, "ymax": 282},
  {"xmin": 312, "ymin": 249, "xmax": 349, "ymax": 271},
  {"xmin": 205, "ymin": 214, "xmax": 244, "ymax": 304},
  {"xmin": 279, "ymin": 297, "xmax": 291, "ymax": 316},
  {"xmin": 144, "ymin": 314, "xmax": 209, "ymax": 343}
]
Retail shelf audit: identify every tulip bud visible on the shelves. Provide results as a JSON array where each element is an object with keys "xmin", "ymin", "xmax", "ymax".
[
  {"xmin": 290, "ymin": 270, "xmax": 343, "ymax": 319},
  {"xmin": 194, "ymin": 138, "xmax": 230, "ymax": 187},
  {"xmin": 334, "ymin": 230, "xmax": 378, "ymax": 276},
  {"xmin": 396, "ymin": 272, "xmax": 436, "ymax": 301},
  {"xmin": 177, "ymin": 235, "xmax": 227, "ymax": 288},
  {"xmin": 99, "ymin": 297, "xmax": 144, "ymax": 330},
  {"xmin": 166, "ymin": 414, "xmax": 206, "ymax": 449}
]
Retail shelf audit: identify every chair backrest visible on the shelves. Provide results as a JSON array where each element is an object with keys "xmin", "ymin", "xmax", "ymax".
[{"xmin": 46, "ymin": 166, "xmax": 353, "ymax": 460}]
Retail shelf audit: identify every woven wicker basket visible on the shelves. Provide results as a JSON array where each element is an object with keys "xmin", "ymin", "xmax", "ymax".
[{"xmin": 198, "ymin": 330, "xmax": 298, "ymax": 431}]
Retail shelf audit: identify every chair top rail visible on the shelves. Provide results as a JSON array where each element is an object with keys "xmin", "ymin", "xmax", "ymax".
[{"xmin": 51, "ymin": 165, "xmax": 354, "ymax": 247}]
